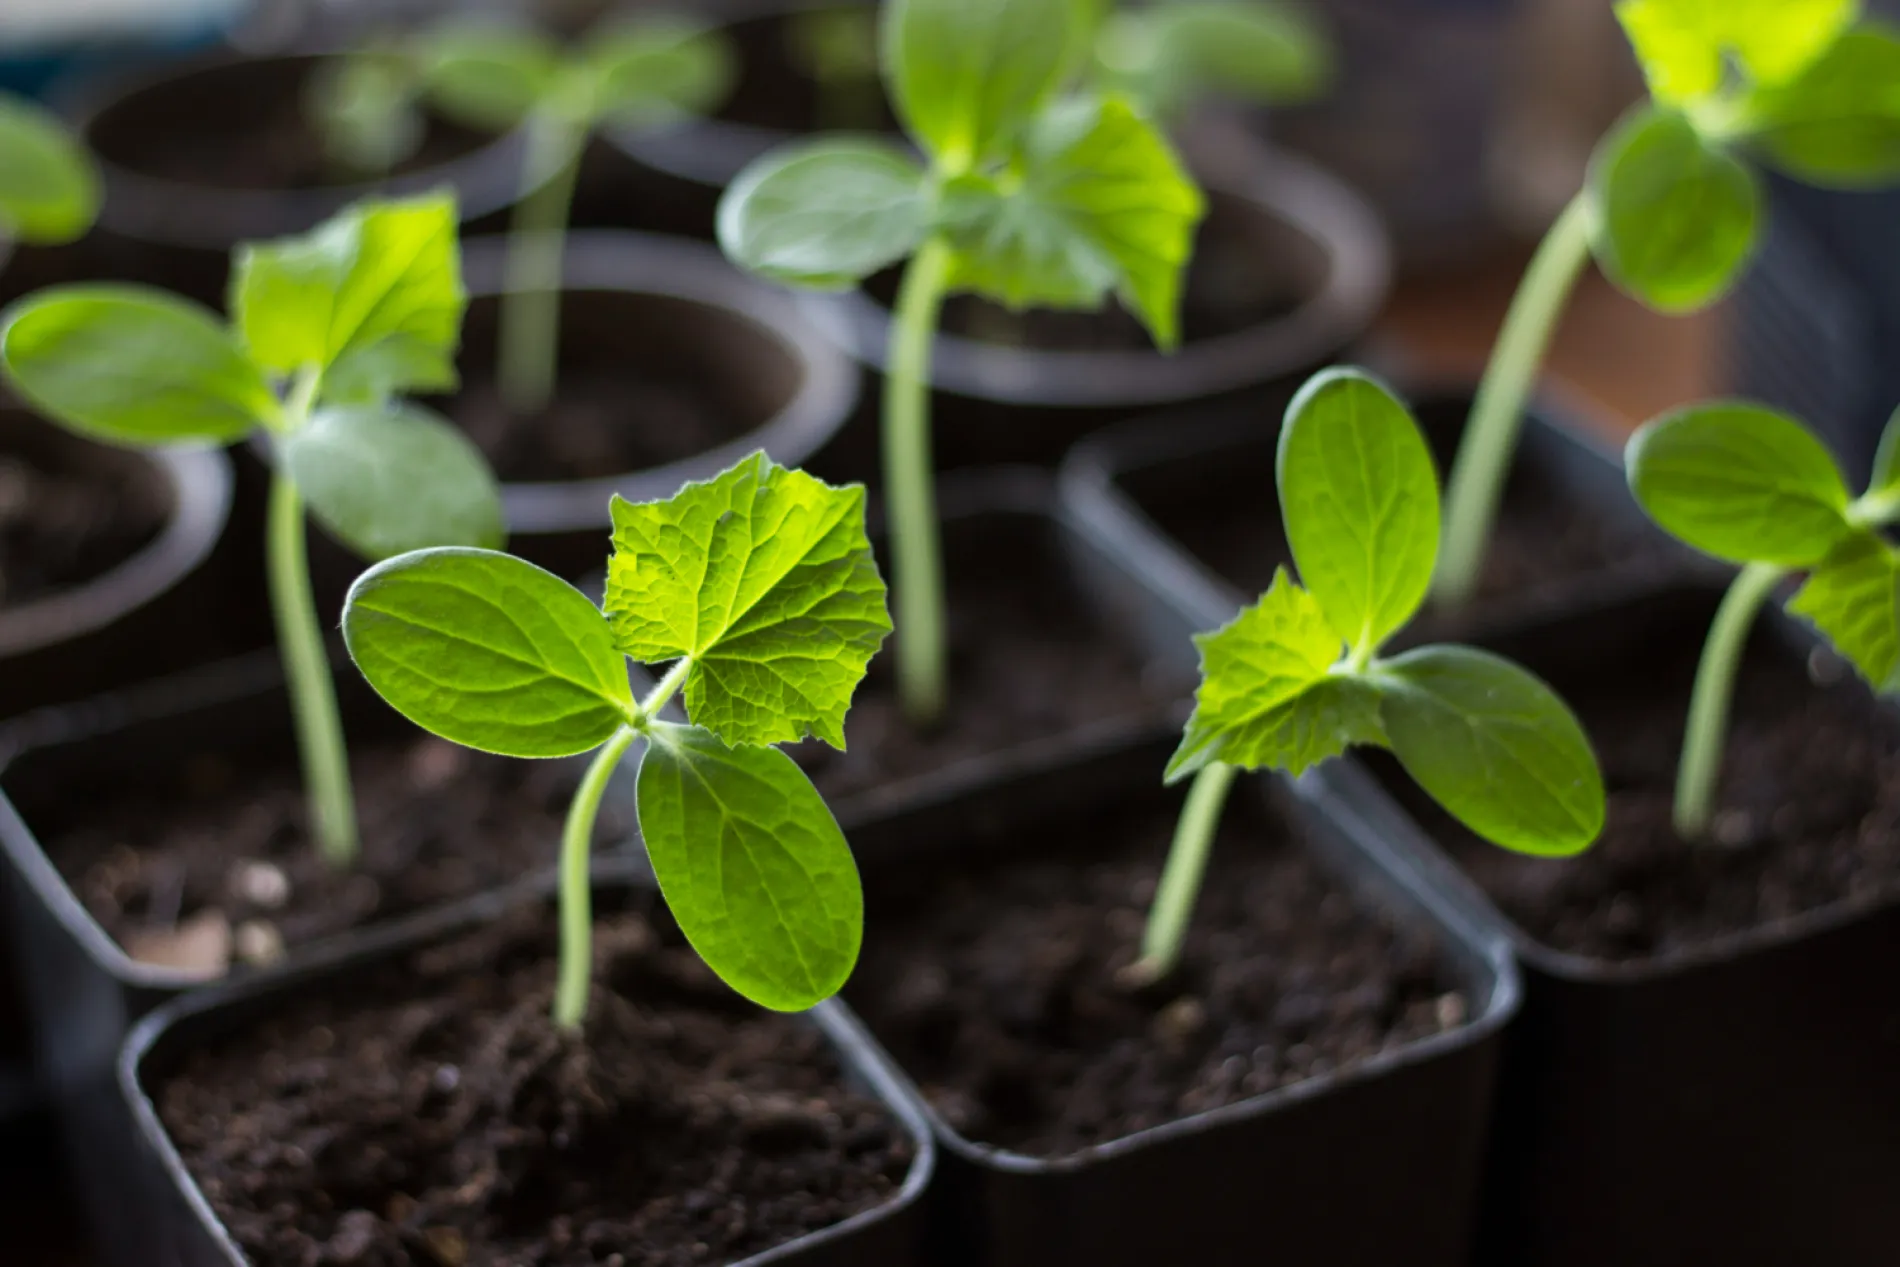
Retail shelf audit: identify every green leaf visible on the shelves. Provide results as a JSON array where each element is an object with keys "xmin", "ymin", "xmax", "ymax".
[
  {"xmin": 232, "ymin": 194, "xmax": 465, "ymax": 402},
  {"xmin": 421, "ymin": 23, "xmax": 560, "ymax": 131},
  {"xmin": 1615, "ymin": 0, "xmax": 1857, "ymax": 105},
  {"xmin": 940, "ymin": 94, "xmax": 1205, "ymax": 347},
  {"xmin": 1788, "ymin": 531, "xmax": 1900, "ymax": 692},
  {"xmin": 637, "ymin": 722, "xmax": 862, "ymax": 1011},
  {"xmin": 883, "ymin": 0, "xmax": 1078, "ymax": 169},
  {"xmin": 1378, "ymin": 646, "xmax": 1604, "ymax": 857},
  {"xmin": 585, "ymin": 18, "xmax": 736, "ymax": 126},
  {"xmin": 281, "ymin": 402, "xmax": 503, "ymax": 561},
  {"xmin": 0, "ymin": 286, "xmax": 274, "ymax": 445},
  {"xmin": 1626, "ymin": 401, "xmax": 1854, "ymax": 566},
  {"xmin": 0, "ymin": 92, "xmax": 100, "ymax": 245},
  {"xmin": 717, "ymin": 139, "xmax": 930, "ymax": 290},
  {"xmin": 1587, "ymin": 105, "xmax": 1761, "ymax": 313},
  {"xmin": 1100, "ymin": 1, "xmax": 1330, "ymax": 117},
  {"xmin": 344, "ymin": 547, "xmax": 633, "ymax": 758},
  {"xmin": 1167, "ymin": 568, "xmax": 1384, "ymax": 782},
  {"xmin": 1276, "ymin": 368, "xmax": 1438, "ymax": 657},
  {"xmin": 305, "ymin": 46, "xmax": 427, "ymax": 175},
  {"xmin": 1740, "ymin": 27, "xmax": 1900, "ymax": 190},
  {"xmin": 605, "ymin": 453, "xmax": 891, "ymax": 750},
  {"xmin": 1869, "ymin": 406, "xmax": 1900, "ymax": 497}
]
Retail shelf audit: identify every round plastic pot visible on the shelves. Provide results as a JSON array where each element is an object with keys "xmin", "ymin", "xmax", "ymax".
[
  {"xmin": 115, "ymin": 876, "xmax": 936, "ymax": 1267},
  {"xmin": 1320, "ymin": 583, "xmax": 1900, "ymax": 1267}
]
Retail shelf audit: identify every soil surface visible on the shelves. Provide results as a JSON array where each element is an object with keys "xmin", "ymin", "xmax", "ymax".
[
  {"xmin": 0, "ymin": 427, "xmax": 167, "ymax": 609},
  {"xmin": 1385, "ymin": 633, "xmax": 1900, "ymax": 962},
  {"xmin": 846, "ymin": 788, "xmax": 1468, "ymax": 1156},
  {"xmin": 49, "ymin": 736, "xmax": 627, "ymax": 974},
  {"xmin": 449, "ymin": 374, "xmax": 748, "ymax": 484},
  {"xmin": 157, "ymin": 905, "xmax": 915, "ymax": 1266}
]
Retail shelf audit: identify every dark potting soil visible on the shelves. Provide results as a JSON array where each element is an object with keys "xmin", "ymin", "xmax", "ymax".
[
  {"xmin": 0, "ymin": 423, "xmax": 167, "ymax": 609},
  {"xmin": 716, "ymin": 7, "xmax": 899, "ymax": 139},
  {"xmin": 156, "ymin": 905, "xmax": 915, "ymax": 1266},
  {"xmin": 846, "ymin": 790, "xmax": 1468, "ymax": 1156},
  {"xmin": 1385, "ymin": 636, "xmax": 1900, "ymax": 962},
  {"xmin": 48, "ymin": 736, "xmax": 626, "ymax": 974},
  {"xmin": 449, "ymin": 375, "xmax": 748, "ymax": 483}
]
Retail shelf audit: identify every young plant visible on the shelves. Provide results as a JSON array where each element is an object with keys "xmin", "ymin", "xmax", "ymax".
[
  {"xmin": 1131, "ymin": 368, "xmax": 1605, "ymax": 984},
  {"xmin": 1091, "ymin": 0, "xmax": 1331, "ymax": 120},
  {"xmin": 1434, "ymin": 0, "xmax": 1900, "ymax": 608},
  {"xmin": 414, "ymin": 16, "xmax": 735, "ymax": 413},
  {"xmin": 306, "ymin": 39, "xmax": 429, "ymax": 179},
  {"xmin": 719, "ymin": 0, "xmax": 1205, "ymax": 724},
  {"xmin": 0, "ymin": 90, "xmax": 100, "ymax": 251},
  {"xmin": 1626, "ymin": 400, "xmax": 1900, "ymax": 839},
  {"xmin": 342, "ymin": 451, "xmax": 891, "ymax": 1028},
  {"xmin": 0, "ymin": 194, "xmax": 503, "ymax": 867}
]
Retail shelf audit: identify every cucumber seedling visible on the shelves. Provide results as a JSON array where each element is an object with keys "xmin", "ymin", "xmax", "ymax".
[
  {"xmin": 1435, "ymin": 0, "xmax": 1900, "ymax": 608},
  {"xmin": 720, "ymin": 0, "xmax": 1205, "ymax": 724},
  {"xmin": 343, "ymin": 451, "xmax": 891, "ymax": 1027},
  {"xmin": 411, "ymin": 16, "xmax": 735, "ymax": 412},
  {"xmin": 1626, "ymin": 399, "xmax": 1900, "ymax": 839},
  {"xmin": 306, "ymin": 38, "xmax": 430, "ymax": 179},
  {"xmin": 0, "ymin": 194, "xmax": 504, "ymax": 867},
  {"xmin": 1130, "ymin": 368, "xmax": 1605, "ymax": 985},
  {"xmin": 0, "ymin": 90, "xmax": 100, "ymax": 253},
  {"xmin": 1091, "ymin": 0, "xmax": 1330, "ymax": 120}
]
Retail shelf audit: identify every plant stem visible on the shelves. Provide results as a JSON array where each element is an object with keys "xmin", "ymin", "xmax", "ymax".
[
  {"xmin": 1434, "ymin": 193, "xmax": 1596, "ymax": 609},
  {"xmin": 500, "ymin": 109, "xmax": 586, "ymax": 417},
  {"xmin": 1675, "ymin": 562, "xmax": 1785, "ymax": 840},
  {"xmin": 635, "ymin": 657, "xmax": 693, "ymax": 725},
  {"xmin": 885, "ymin": 234, "xmax": 954, "ymax": 725},
  {"xmin": 1130, "ymin": 762, "xmax": 1240, "ymax": 985},
  {"xmin": 555, "ymin": 724, "xmax": 640, "ymax": 1031}
]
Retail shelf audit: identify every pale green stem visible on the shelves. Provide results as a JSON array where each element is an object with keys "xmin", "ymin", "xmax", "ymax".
[
  {"xmin": 555, "ymin": 724, "xmax": 640, "ymax": 1031},
  {"xmin": 1675, "ymin": 562, "xmax": 1785, "ymax": 840},
  {"xmin": 884, "ymin": 235, "xmax": 954, "ymax": 725},
  {"xmin": 1435, "ymin": 193, "xmax": 1596, "ymax": 609},
  {"xmin": 500, "ymin": 110, "xmax": 586, "ymax": 417},
  {"xmin": 635, "ymin": 657, "xmax": 693, "ymax": 726},
  {"xmin": 1130, "ymin": 762, "xmax": 1240, "ymax": 985}
]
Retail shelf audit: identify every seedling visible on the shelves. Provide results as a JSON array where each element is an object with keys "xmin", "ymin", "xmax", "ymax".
[
  {"xmin": 0, "ymin": 90, "xmax": 100, "ymax": 250},
  {"xmin": 343, "ymin": 451, "xmax": 891, "ymax": 1028},
  {"xmin": 1092, "ymin": 0, "xmax": 1330, "ymax": 120},
  {"xmin": 411, "ymin": 16, "xmax": 735, "ymax": 412},
  {"xmin": 1131, "ymin": 368, "xmax": 1605, "ymax": 984},
  {"xmin": 720, "ymin": 0, "xmax": 1205, "ymax": 723},
  {"xmin": 1435, "ymin": 0, "xmax": 1900, "ymax": 608},
  {"xmin": 306, "ymin": 39, "xmax": 429, "ymax": 178},
  {"xmin": 1626, "ymin": 400, "xmax": 1900, "ymax": 839},
  {"xmin": 0, "ymin": 195, "xmax": 504, "ymax": 867}
]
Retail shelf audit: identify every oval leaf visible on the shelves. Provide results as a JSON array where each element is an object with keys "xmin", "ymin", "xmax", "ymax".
[
  {"xmin": 1103, "ymin": 1, "xmax": 1330, "ymax": 116},
  {"xmin": 1587, "ymin": 105, "xmax": 1761, "ymax": 313},
  {"xmin": 283, "ymin": 402, "xmax": 503, "ymax": 561},
  {"xmin": 638, "ymin": 722, "xmax": 862, "ymax": 1012},
  {"xmin": 1741, "ymin": 28, "xmax": 1900, "ymax": 190},
  {"xmin": 884, "ymin": 0, "xmax": 1077, "ymax": 168},
  {"xmin": 421, "ymin": 23, "xmax": 560, "ymax": 131},
  {"xmin": 344, "ymin": 547, "xmax": 633, "ymax": 758},
  {"xmin": 0, "ymin": 92, "xmax": 100, "ymax": 245},
  {"xmin": 1378, "ymin": 646, "xmax": 1604, "ymax": 857},
  {"xmin": 718, "ymin": 138, "xmax": 930, "ymax": 291},
  {"xmin": 1277, "ymin": 368, "xmax": 1438, "ymax": 657},
  {"xmin": 1, "ymin": 286, "xmax": 273, "ymax": 445},
  {"xmin": 1626, "ymin": 401, "xmax": 1853, "ymax": 566},
  {"xmin": 587, "ymin": 18, "xmax": 736, "ymax": 126}
]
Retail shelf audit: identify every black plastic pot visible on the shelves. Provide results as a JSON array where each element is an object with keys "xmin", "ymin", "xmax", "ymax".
[
  {"xmin": 116, "ymin": 876, "xmax": 936, "ymax": 1267},
  {"xmin": 1320, "ymin": 584, "xmax": 1900, "ymax": 1267}
]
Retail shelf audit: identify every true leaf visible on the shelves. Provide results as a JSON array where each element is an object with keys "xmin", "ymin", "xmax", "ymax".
[
  {"xmin": 281, "ymin": 402, "xmax": 504, "ymax": 561},
  {"xmin": 637, "ymin": 722, "xmax": 862, "ymax": 1012},
  {"xmin": 587, "ymin": 19, "xmax": 736, "ymax": 126},
  {"xmin": 0, "ymin": 92, "xmax": 100, "ymax": 245},
  {"xmin": 1626, "ymin": 401, "xmax": 1854, "ymax": 566},
  {"xmin": 344, "ymin": 548, "xmax": 633, "ymax": 757},
  {"xmin": 1740, "ymin": 27, "xmax": 1900, "ymax": 189},
  {"xmin": 1378, "ymin": 646, "xmax": 1604, "ymax": 857},
  {"xmin": 1615, "ymin": 0, "xmax": 1857, "ymax": 105},
  {"xmin": 1587, "ymin": 105, "xmax": 1761, "ymax": 313},
  {"xmin": 1788, "ymin": 532, "xmax": 1900, "ymax": 692},
  {"xmin": 883, "ymin": 0, "xmax": 1077, "ymax": 170},
  {"xmin": 604, "ymin": 453, "xmax": 891, "ymax": 749},
  {"xmin": 716, "ymin": 138, "xmax": 930, "ymax": 290},
  {"xmin": 1276, "ymin": 369, "xmax": 1438, "ymax": 656},
  {"xmin": 422, "ymin": 24, "xmax": 561, "ymax": 131},
  {"xmin": 0, "ymin": 286, "xmax": 273, "ymax": 445},
  {"xmin": 232, "ymin": 194, "xmax": 465, "ymax": 402}
]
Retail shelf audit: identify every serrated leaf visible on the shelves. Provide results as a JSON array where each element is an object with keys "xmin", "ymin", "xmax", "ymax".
[
  {"xmin": 1626, "ymin": 401, "xmax": 1854, "ymax": 566},
  {"xmin": 0, "ymin": 286, "xmax": 273, "ymax": 445},
  {"xmin": 1167, "ymin": 568, "xmax": 1383, "ymax": 782},
  {"xmin": 1615, "ymin": 0, "xmax": 1857, "ymax": 105},
  {"xmin": 1587, "ymin": 105, "xmax": 1761, "ymax": 313},
  {"xmin": 232, "ymin": 194, "xmax": 465, "ymax": 402},
  {"xmin": 1740, "ymin": 27, "xmax": 1900, "ymax": 190},
  {"xmin": 1789, "ymin": 531, "xmax": 1900, "ymax": 692},
  {"xmin": 605, "ymin": 453, "xmax": 891, "ymax": 750},
  {"xmin": 1378, "ymin": 646, "xmax": 1604, "ymax": 857},
  {"xmin": 940, "ymin": 94, "xmax": 1204, "ymax": 346},
  {"xmin": 637, "ymin": 722, "xmax": 862, "ymax": 1011},
  {"xmin": 344, "ymin": 547, "xmax": 633, "ymax": 758},
  {"xmin": 1100, "ymin": 1, "xmax": 1330, "ymax": 117},
  {"xmin": 586, "ymin": 18, "xmax": 735, "ymax": 126},
  {"xmin": 883, "ymin": 0, "xmax": 1078, "ymax": 170},
  {"xmin": 282, "ymin": 402, "xmax": 503, "ymax": 561},
  {"xmin": 718, "ymin": 139, "xmax": 930, "ymax": 290},
  {"xmin": 0, "ymin": 92, "xmax": 99, "ymax": 245},
  {"xmin": 421, "ymin": 22, "xmax": 561, "ymax": 131},
  {"xmin": 1277, "ymin": 368, "xmax": 1438, "ymax": 656}
]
